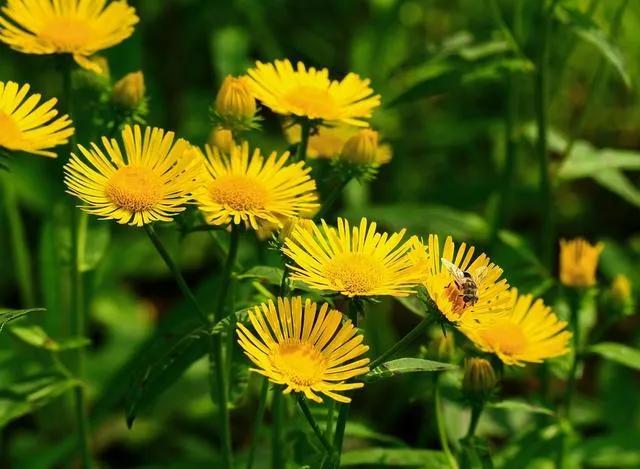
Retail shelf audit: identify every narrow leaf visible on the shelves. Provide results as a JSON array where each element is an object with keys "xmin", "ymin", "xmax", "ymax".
[
  {"xmin": 489, "ymin": 399, "xmax": 554, "ymax": 416},
  {"xmin": 0, "ymin": 308, "xmax": 44, "ymax": 332},
  {"xmin": 589, "ymin": 342, "xmax": 640, "ymax": 371},
  {"xmin": 341, "ymin": 448, "xmax": 448, "ymax": 467},
  {"xmin": 363, "ymin": 358, "xmax": 456, "ymax": 383}
]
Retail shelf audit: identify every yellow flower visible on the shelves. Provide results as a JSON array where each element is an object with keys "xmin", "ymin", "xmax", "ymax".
[
  {"xmin": 559, "ymin": 238, "xmax": 604, "ymax": 288},
  {"xmin": 195, "ymin": 141, "xmax": 318, "ymax": 230},
  {"xmin": 0, "ymin": 81, "xmax": 74, "ymax": 157},
  {"xmin": 236, "ymin": 296, "xmax": 370, "ymax": 403},
  {"xmin": 0, "ymin": 0, "xmax": 138, "ymax": 72},
  {"xmin": 64, "ymin": 124, "xmax": 200, "ymax": 227},
  {"xmin": 112, "ymin": 71, "xmax": 145, "ymax": 109},
  {"xmin": 247, "ymin": 59, "xmax": 380, "ymax": 126},
  {"xmin": 282, "ymin": 217, "xmax": 422, "ymax": 297},
  {"xmin": 214, "ymin": 75, "xmax": 256, "ymax": 127},
  {"xmin": 208, "ymin": 127, "xmax": 235, "ymax": 154},
  {"xmin": 462, "ymin": 357, "xmax": 497, "ymax": 398},
  {"xmin": 412, "ymin": 235, "xmax": 511, "ymax": 324},
  {"xmin": 340, "ymin": 129, "xmax": 380, "ymax": 165},
  {"xmin": 461, "ymin": 290, "xmax": 571, "ymax": 366},
  {"xmin": 285, "ymin": 123, "xmax": 392, "ymax": 164}
]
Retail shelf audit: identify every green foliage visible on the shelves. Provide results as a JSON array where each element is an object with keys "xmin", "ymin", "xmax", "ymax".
[{"xmin": 363, "ymin": 358, "xmax": 456, "ymax": 383}]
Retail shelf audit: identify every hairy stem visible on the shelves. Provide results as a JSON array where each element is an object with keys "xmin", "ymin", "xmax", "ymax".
[
  {"xmin": 245, "ymin": 378, "xmax": 269, "ymax": 469},
  {"xmin": 369, "ymin": 316, "xmax": 433, "ymax": 369},
  {"xmin": 297, "ymin": 395, "xmax": 336, "ymax": 458},
  {"xmin": 435, "ymin": 375, "xmax": 458, "ymax": 469}
]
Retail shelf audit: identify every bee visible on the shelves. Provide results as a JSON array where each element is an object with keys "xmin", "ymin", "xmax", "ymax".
[{"xmin": 440, "ymin": 258, "xmax": 487, "ymax": 310}]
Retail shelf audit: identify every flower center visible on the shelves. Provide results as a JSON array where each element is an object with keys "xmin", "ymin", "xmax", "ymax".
[
  {"xmin": 0, "ymin": 112, "xmax": 23, "ymax": 148},
  {"xmin": 284, "ymin": 86, "xmax": 337, "ymax": 118},
  {"xmin": 271, "ymin": 340, "xmax": 327, "ymax": 386},
  {"xmin": 40, "ymin": 18, "xmax": 95, "ymax": 52},
  {"xmin": 106, "ymin": 166, "xmax": 163, "ymax": 213},
  {"xmin": 209, "ymin": 175, "xmax": 268, "ymax": 212},
  {"xmin": 324, "ymin": 253, "xmax": 383, "ymax": 296},
  {"xmin": 480, "ymin": 321, "xmax": 528, "ymax": 356}
]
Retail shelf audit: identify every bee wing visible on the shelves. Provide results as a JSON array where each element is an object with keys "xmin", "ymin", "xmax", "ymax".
[
  {"xmin": 472, "ymin": 266, "xmax": 489, "ymax": 284},
  {"xmin": 441, "ymin": 258, "xmax": 465, "ymax": 280}
]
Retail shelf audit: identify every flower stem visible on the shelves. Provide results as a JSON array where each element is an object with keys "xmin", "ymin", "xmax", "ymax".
[
  {"xmin": 314, "ymin": 177, "xmax": 352, "ymax": 222},
  {"xmin": 435, "ymin": 375, "xmax": 458, "ymax": 469},
  {"xmin": 369, "ymin": 315, "xmax": 433, "ymax": 369},
  {"xmin": 296, "ymin": 118, "xmax": 312, "ymax": 162},
  {"xmin": 245, "ymin": 378, "xmax": 269, "ymax": 469},
  {"xmin": 271, "ymin": 391, "xmax": 285, "ymax": 469},
  {"xmin": 465, "ymin": 402, "xmax": 484, "ymax": 439},
  {"xmin": 297, "ymin": 395, "xmax": 337, "ymax": 459},
  {"xmin": 1, "ymin": 174, "xmax": 35, "ymax": 306}
]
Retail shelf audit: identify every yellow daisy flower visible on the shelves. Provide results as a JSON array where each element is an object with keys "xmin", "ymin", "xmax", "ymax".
[
  {"xmin": 412, "ymin": 234, "xmax": 511, "ymax": 324},
  {"xmin": 0, "ymin": 81, "xmax": 73, "ymax": 157},
  {"xmin": 64, "ymin": 124, "xmax": 200, "ymax": 227},
  {"xmin": 559, "ymin": 238, "xmax": 604, "ymax": 288},
  {"xmin": 282, "ymin": 217, "xmax": 422, "ymax": 297},
  {"xmin": 247, "ymin": 59, "xmax": 380, "ymax": 126},
  {"xmin": 0, "ymin": 0, "xmax": 138, "ymax": 72},
  {"xmin": 236, "ymin": 296, "xmax": 370, "ymax": 403},
  {"xmin": 460, "ymin": 290, "xmax": 572, "ymax": 366},
  {"xmin": 285, "ymin": 123, "xmax": 392, "ymax": 164},
  {"xmin": 195, "ymin": 141, "xmax": 319, "ymax": 230}
]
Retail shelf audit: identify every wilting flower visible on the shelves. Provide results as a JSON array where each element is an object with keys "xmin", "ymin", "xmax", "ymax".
[
  {"xmin": 0, "ymin": 0, "xmax": 138, "ymax": 72},
  {"xmin": 64, "ymin": 125, "xmax": 200, "ymax": 226},
  {"xmin": 460, "ymin": 290, "xmax": 572, "ymax": 366},
  {"xmin": 236, "ymin": 296, "xmax": 370, "ymax": 403},
  {"xmin": 247, "ymin": 59, "xmax": 380, "ymax": 126},
  {"xmin": 0, "ymin": 81, "xmax": 73, "ymax": 157},
  {"xmin": 208, "ymin": 127, "xmax": 234, "ymax": 154},
  {"xmin": 559, "ymin": 238, "xmax": 604, "ymax": 288},
  {"xmin": 411, "ymin": 235, "xmax": 511, "ymax": 324},
  {"xmin": 462, "ymin": 357, "xmax": 497, "ymax": 400},
  {"xmin": 195, "ymin": 141, "xmax": 318, "ymax": 230},
  {"xmin": 112, "ymin": 71, "xmax": 145, "ymax": 109},
  {"xmin": 214, "ymin": 75, "xmax": 257, "ymax": 129},
  {"xmin": 283, "ymin": 217, "xmax": 422, "ymax": 297},
  {"xmin": 285, "ymin": 123, "xmax": 392, "ymax": 164}
]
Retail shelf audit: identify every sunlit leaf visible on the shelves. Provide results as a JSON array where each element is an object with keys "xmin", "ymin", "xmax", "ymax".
[
  {"xmin": 363, "ymin": 358, "xmax": 456, "ymax": 383},
  {"xmin": 10, "ymin": 325, "xmax": 89, "ymax": 351},
  {"xmin": 0, "ymin": 308, "xmax": 44, "ymax": 332},
  {"xmin": 341, "ymin": 447, "xmax": 448, "ymax": 467},
  {"xmin": 489, "ymin": 399, "xmax": 554, "ymax": 416},
  {"xmin": 589, "ymin": 342, "xmax": 640, "ymax": 371}
]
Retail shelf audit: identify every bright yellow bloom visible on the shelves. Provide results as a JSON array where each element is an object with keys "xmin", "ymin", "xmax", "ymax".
[
  {"xmin": 461, "ymin": 290, "xmax": 571, "ymax": 366},
  {"xmin": 215, "ymin": 75, "xmax": 256, "ymax": 125},
  {"xmin": 283, "ymin": 217, "xmax": 422, "ymax": 297},
  {"xmin": 0, "ymin": 0, "xmax": 138, "ymax": 72},
  {"xmin": 340, "ymin": 129, "xmax": 380, "ymax": 165},
  {"xmin": 247, "ymin": 59, "xmax": 380, "ymax": 126},
  {"xmin": 208, "ymin": 127, "xmax": 234, "ymax": 154},
  {"xmin": 411, "ymin": 235, "xmax": 511, "ymax": 324},
  {"xmin": 195, "ymin": 141, "xmax": 318, "ymax": 230},
  {"xmin": 237, "ymin": 296, "xmax": 370, "ymax": 403},
  {"xmin": 64, "ymin": 125, "xmax": 200, "ymax": 227},
  {"xmin": 112, "ymin": 71, "xmax": 145, "ymax": 109},
  {"xmin": 0, "ymin": 81, "xmax": 73, "ymax": 157},
  {"xmin": 285, "ymin": 123, "xmax": 392, "ymax": 164},
  {"xmin": 559, "ymin": 238, "xmax": 604, "ymax": 287}
]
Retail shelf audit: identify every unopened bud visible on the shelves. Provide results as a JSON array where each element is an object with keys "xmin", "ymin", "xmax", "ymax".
[
  {"xmin": 215, "ymin": 75, "xmax": 256, "ymax": 125},
  {"xmin": 429, "ymin": 333, "xmax": 455, "ymax": 362},
  {"xmin": 113, "ymin": 71, "xmax": 145, "ymax": 109},
  {"xmin": 208, "ymin": 127, "xmax": 234, "ymax": 154},
  {"xmin": 463, "ymin": 358, "xmax": 497, "ymax": 401},
  {"xmin": 278, "ymin": 217, "xmax": 315, "ymax": 243},
  {"xmin": 340, "ymin": 129, "xmax": 379, "ymax": 165},
  {"xmin": 611, "ymin": 274, "xmax": 631, "ymax": 304}
]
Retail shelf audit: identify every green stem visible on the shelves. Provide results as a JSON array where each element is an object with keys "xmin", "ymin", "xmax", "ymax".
[
  {"xmin": 296, "ymin": 118, "xmax": 311, "ymax": 162},
  {"xmin": 466, "ymin": 403, "xmax": 484, "ymax": 439},
  {"xmin": 314, "ymin": 177, "xmax": 352, "ymax": 222},
  {"xmin": 534, "ymin": 0, "xmax": 555, "ymax": 270},
  {"xmin": 435, "ymin": 375, "xmax": 458, "ymax": 469},
  {"xmin": 297, "ymin": 395, "xmax": 336, "ymax": 458},
  {"xmin": 324, "ymin": 399, "xmax": 335, "ymax": 440},
  {"xmin": 271, "ymin": 391, "xmax": 285, "ymax": 469},
  {"xmin": 246, "ymin": 378, "xmax": 269, "ymax": 469},
  {"xmin": 1, "ymin": 175, "xmax": 35, "ymax": 306},
  {"xmin": 369, "ymin": 316, "xmax": 433, "ymax": 369}
]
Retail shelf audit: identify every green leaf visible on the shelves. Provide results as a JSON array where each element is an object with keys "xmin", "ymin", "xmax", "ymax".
[
  {"xmin": 79, "ymin": 222, "xmax": 111, "ymax": 272},
  {"xmin": 395, "ymin": 296, "xmax": 426, "ymax": 318},
  {"xmin": 363, "ymin": 358, "xmax": 456, "ymax": 383},
  {"xmin": 345, "ymin": 421, "xmax": 407, "ymax": 447},
  {"xmin": 555, "ymin": 6, "xmax": 630, "ymax": 88},
  {"xmin": 0, "ymin": 308, "xmax": 44, "ymax": 332},
  {"xmin": 574, "ymin": 431, "xmax": 640, "ymax": 467},
  {"xmin": 211, "ymin": 308, "xmax": 251, "ymax": 335},
  {"xmin": 237, "ymin": 265, "xmax": 315, "ymax": 292},
  {"xmin": 589, "ymin": 342, "xmax": 640, "ymax": 371},
  {"xmin": 341, "ymin": 448, "xmax": 448, "ymax": 467},
  {"xmin": 558, "ymin": 142, "xmax": 640, "ymax": 180},
  {"xmin": 488, "ymin": 399, "xmax": 554, "ymax": 416},
  {"xmin": 593, "ymin": 169, "xmax": 640, "ymax": 209},
  {"xmin": 10, "ymin": 325, "xmax": 89, "ymax": 351},
  {"xmin": 124, "ymin": 325, "xmax": 209, "ymax": 428}
]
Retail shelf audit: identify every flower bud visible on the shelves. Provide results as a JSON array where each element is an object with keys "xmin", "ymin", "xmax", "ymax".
[
  {"xmin": 340, "ymin": 129, "xmax": 379, "ymax": 165},
  {"xmin": 559, "ymin": 238, "xmax": 604, "ymax": 288},
  {"xmin": 429, "ymin": 332, "xmax": 455, "ymax": 362},
  {"xmin": 611, "ymin": 274, "xmax": 632, "ymax": 304},
  {"xmin": 278, "ymin": 217, "xmax": 315, "ymax": 243},
  {"xmin": 215, "ymin": 75, "xmax": 256, "ymax": 125},
  {"xmin": 113, "ymin": 71, "xmax": 145, "ymax": 109},
  {"xmin": 208, "ymin": 127, "xmax": 234, "ymax": 154},
  {"xmin": 463, "ymin": 358, "xmax": 497, "ymax": 401}
]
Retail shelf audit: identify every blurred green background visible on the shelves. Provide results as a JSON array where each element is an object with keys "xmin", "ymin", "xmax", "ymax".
[{"xmin": 1, "ymin": 0, "xmax": 640, "ymax": 467}]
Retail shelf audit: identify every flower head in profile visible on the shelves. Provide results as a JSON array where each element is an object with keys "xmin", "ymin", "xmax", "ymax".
[
  {"xmin": 195, "ymin": 141, "xmax": 318, "ymax": 230},
  {"xmin": 64, "ymin": 125, "xmax": 200, "ymax": 227},
  {"xmin": 283, "ymin": 217, "xmax": 422, "ymax": 298},
  {"xmin": 411, "ymin": 235, "xmax": 511, "ymax": 324},
  {"xmin": 237, "ymin": 296, "xmax": 370, "ymax": 403},
  {"xmin": 0, "ymin": 81, "xmax": 73, "ymax": 157},
  {"xmin": 0, "ymin": 0, "xmax": 138, "ymax": 72},
  {"xmin": 285, "ymin": 123, "xmax": 392, "ymax": 164},
  {"xmin": 112, "ymin": 71, "xmax": 145, "ymax": 110},
  {"xmin": 247, "ymin": 59, "xmax": 380, "ymax": 126},
  {"xmin": 559, "ymin": 238, "xmax": 604, "ymax": 288},
  {"xmin": 460, "ymin": 290, "xmax": 571, "ymax": 366}
]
